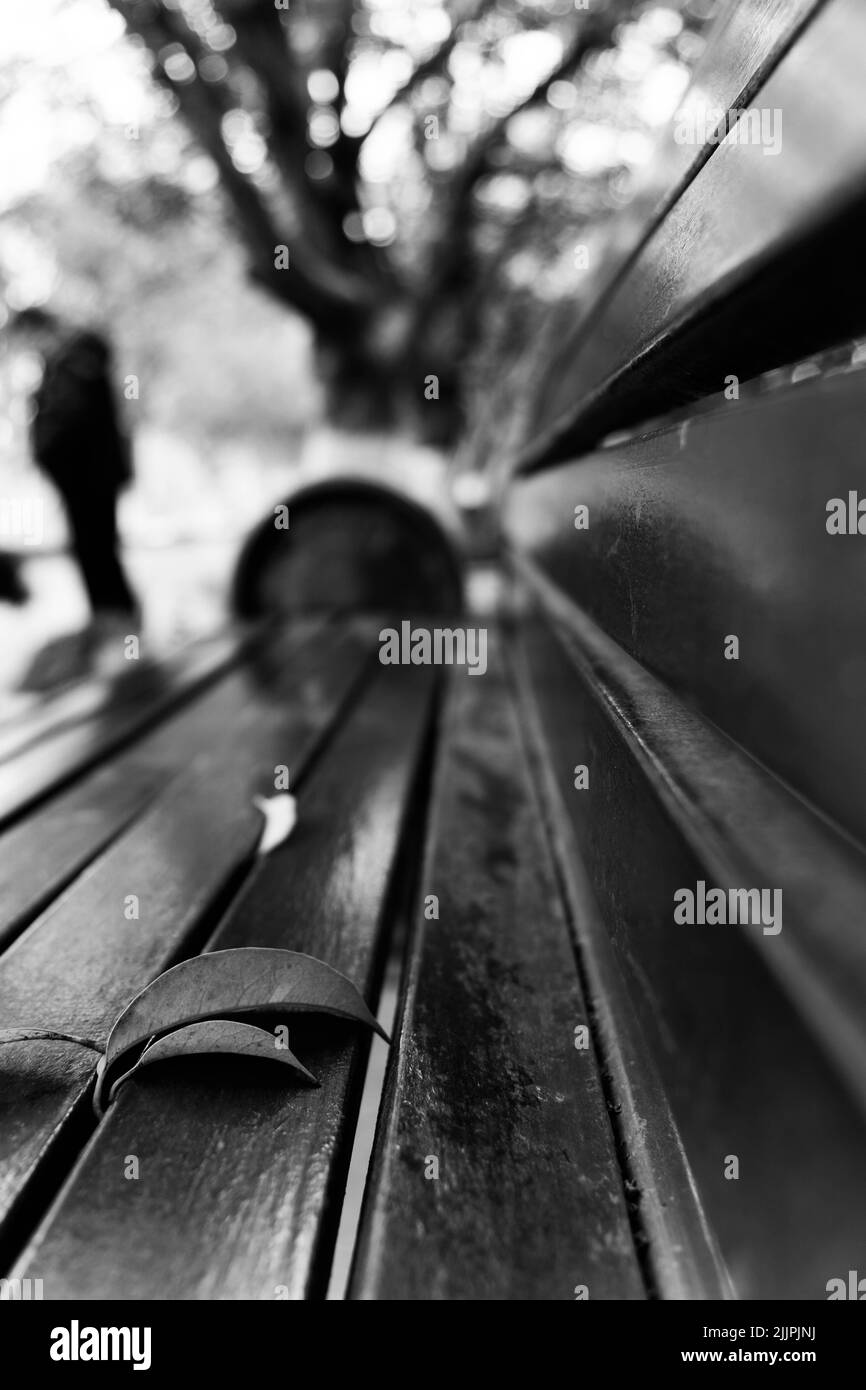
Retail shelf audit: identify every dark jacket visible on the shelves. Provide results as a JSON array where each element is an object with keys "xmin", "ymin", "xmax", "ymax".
[{"xmin": 31, "ymin": 330, "xmax": 132, "ymax": 491}]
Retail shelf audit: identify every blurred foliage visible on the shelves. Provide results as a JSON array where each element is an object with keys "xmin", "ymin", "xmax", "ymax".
[
  {"xmin": 0, "ymin": 0, "xmax": 723, "ymax": 454},
  {"xmin": 0, "ymin": 5, "xmax": 318, "ymax": 474},
  {"xmin": 0, "ymin": 166, "xmax": 318, "ymax": 456}
]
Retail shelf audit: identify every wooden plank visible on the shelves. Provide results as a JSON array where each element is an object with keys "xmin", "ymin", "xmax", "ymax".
[
  {"xmin": 516, "ymin": 0, "xmax": 866, "ymax": 469},
  {"xmin": 526, "ymin": 0, "xmax": 824, "ymax": 448},
  {"xmin": 0, "ymin": 629, "xmax": 254, "ymax": 829},
  {"xmin": 0, "ymin": 763, "xmax": 164, "ymax": 953},
  {"xmin": 0, "ymin": 621, "xmax": 325, "ymax": 952},
  {"xmin": 511, "ymin": 627, "xmax": 734, "ymax": 1301},
  {"xmin": 350, "ymin": 634, "xmax": 645, "ymax": 1301},
  {"xmin": 0, "ymin": 622, "xmax": 373, "ymax": 1255},
  {"xmin": 0, "ymin": 630, "xmax": 245, "ymax": 766},
  {"xmin": 510, "ymin": 582, "xmax": 866, "ymax": 1298},
  {"xmin": 506, "ymin": 365, "xmax": 866, "ymax": 847},
  {"xmin": 11, "ymin": 662, "xmax": 437, "ymax": 1299}
]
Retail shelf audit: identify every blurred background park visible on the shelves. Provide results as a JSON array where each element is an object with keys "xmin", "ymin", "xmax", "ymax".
[{"xmin": 0, "ymin": 0, "xmax": 719, "ymax": 697}]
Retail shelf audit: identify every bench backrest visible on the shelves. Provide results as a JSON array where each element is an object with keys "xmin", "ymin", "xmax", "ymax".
[{"xmin": 502, "ymin": 0, "xmax": 866, "ymax": 1299}]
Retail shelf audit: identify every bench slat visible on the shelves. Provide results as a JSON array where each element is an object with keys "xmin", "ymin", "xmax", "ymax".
[
  {"xmin": 516, "ymin": 0, "xmax": 866, "ymax": 468},
  {"xmin": 351, "ymin": 635, "xmax": 646, "ymax": 1300},
  {"xmin": 507, "ymin": 365, "xmax": 866, "ymax": 847},
  {"xmin": 526, "ymin": 0, "xmax": 823, "ymax": 449},
  {"xmin": 512, "ymin": 627, "xmax": 735, "ymax": 1300},
  {"xmin": 0, "ymin": 763, "xmax": 165, "ymax": 953},
  {"xmin": 511, "ymin": 584, "xmax": 866, "ymax": 1298},
  {"xmin": 0, "ymin": 629, "xmax": 255, "ymax": 830},
  {"xmin": 0, "ymin": 626, "xmax": 328, "ymax": 953},
  {"xmin": 0, "ymin": 623, "xmax": 372, "ymax": 1254},
  {"xmin": 0, "ymin": 630, "xmax": 245, "ymax": 767},
  {"xmin": 11, "ymin": 662, "xmax": 437, "ymax": 1299}
]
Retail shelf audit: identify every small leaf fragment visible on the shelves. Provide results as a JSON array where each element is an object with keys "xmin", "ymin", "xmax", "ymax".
[
  {"xmin": 104, "ymin": 1019, "xmax": 318, "ymax": 1109},
  {"xmin": 0, "ymin": 1028, "xmax": 103, "ymax": 1054},
  {"xmin": 254, "ymin": 793, "xmax": 297, "ymax": 854},
  {"xmin": 94, "ymin": 946, "xmax": 386, "ymax": 1112}
]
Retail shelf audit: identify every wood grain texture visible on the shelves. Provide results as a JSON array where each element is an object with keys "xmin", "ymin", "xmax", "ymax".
[
  {"xmin": 511, "ymin": 594, "xmax": 866, "ymax": 1299},
  {"xmin": 507, "ymin": 366, "xmax": 866, "ymax": 847},
  {"xmin": 0, "ymin": 623, "xmax": 373, "ymax": 1253},
  {"xmin": 12, "ymin": 663, "xmax": 437, "ymax": 1300},
  {"xmin": 351, "ymin": 634, "xmax": 645, "ymax": 1301},
  {"xmin": 516, "ymin": 0, "xmax": 866, "ymax": 467}
]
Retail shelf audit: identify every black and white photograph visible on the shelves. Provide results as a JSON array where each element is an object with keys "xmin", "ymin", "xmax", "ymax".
[{"xmin": 0, "ymin": 0, "xmax": 864, "ymax": 1352}]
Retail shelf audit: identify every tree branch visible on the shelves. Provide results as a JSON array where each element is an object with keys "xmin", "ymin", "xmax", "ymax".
[
  {"xmin": 412, "ymin": 9, "xmax": 620, "ymax": 333},
  {"xmin": 212, "ymin": 0, "xmax": 395, "ymax": 288},
  {"xmin": 107, "ymin": 0, "xmax": 373, "ymax": 333}
]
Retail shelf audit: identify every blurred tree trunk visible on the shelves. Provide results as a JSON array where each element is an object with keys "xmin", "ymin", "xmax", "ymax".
[{"xmin": 108, "ymin": 0, "xmax": 622, "ymax": 444}]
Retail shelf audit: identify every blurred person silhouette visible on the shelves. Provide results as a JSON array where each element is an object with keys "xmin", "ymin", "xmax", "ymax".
[{"xmin": 9, "ymin": 308, "xmax": 139, "ymax": 656}]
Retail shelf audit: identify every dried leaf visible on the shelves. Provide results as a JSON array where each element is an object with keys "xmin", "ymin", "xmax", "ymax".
[
  {"xmin": 94, "ymin": 947, "xmax": 386, "ymax": 1112},
  {"xmin": 254, "ymin": 793, "xmax": 297, "ymax": 854},
  {"xmin": 105, "ymin": 1019, "xmax": 318, "ymax": 1107}
]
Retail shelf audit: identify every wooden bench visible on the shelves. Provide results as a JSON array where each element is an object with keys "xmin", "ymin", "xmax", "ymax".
[
  {"xmin": 496, "ymin": 0, "xmax": 866, "ymax": 1301},
  {"xmin": 2, "ymin": 0, "xmax": 865, "ymax": 1303}
]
